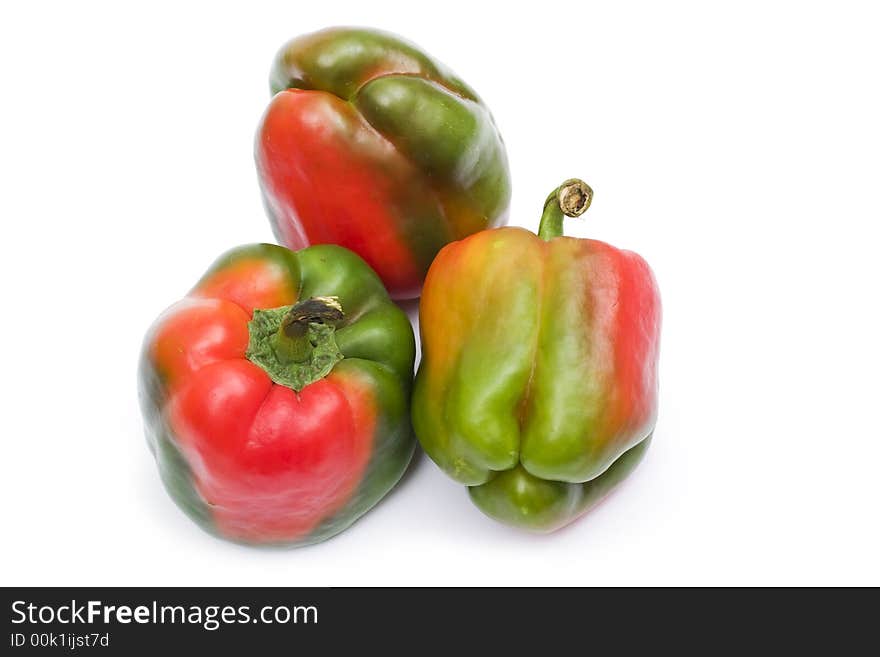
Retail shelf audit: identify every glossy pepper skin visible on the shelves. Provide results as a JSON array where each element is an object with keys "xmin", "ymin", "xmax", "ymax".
[
  {"xmin": 255, "ymin": 27, "xmax": 511, "ymax": 300},
  {"xmin": 139, "ymin": 243, "xmax": 415, "ymax": 546},
  {"xmin": 412, "ymin": 181, "xmax": 661, "ymax": 532}
]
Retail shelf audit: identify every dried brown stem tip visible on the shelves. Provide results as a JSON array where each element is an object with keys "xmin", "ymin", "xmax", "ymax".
[
  {"xmin": 557, "ymin": 179, "xmax": 593, "ymax": 217},
  {"xmin": 283, "ymin": 296, "xmax": 344, "ymax": 338}
]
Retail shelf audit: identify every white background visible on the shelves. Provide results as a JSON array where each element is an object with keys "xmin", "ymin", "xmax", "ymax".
[{"xmin": 1, "ymin": 1, "xmax": 878, "ymax": 586}]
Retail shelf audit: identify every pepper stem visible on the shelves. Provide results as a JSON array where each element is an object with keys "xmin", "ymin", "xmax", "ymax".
[
  {"xmin": 536, "ymin": 179, "xmax": 593, "ymax": 241},
  {"xmin": 272, "ymin": 296, "xmax": 344, "ymax": 364}
]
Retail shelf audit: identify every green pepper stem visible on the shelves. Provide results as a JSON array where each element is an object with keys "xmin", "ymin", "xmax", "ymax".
[
  {"xmin": 272, "ymin": 296, "xmax": 344, "ymax": 364},
  {"xmin": 536, "ymin": 179, "xmax": 593, "ymax": 241}
]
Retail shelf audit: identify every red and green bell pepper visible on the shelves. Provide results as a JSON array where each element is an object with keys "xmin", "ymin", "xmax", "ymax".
[
  {"xmin": 255, "ymin": 27, "xmax": 511, "ymax": 300},
  {"xmin": 139, "ymin": 243, "xmax": 415, "ymax": 546},
  {"xmin": 413, "ymin": 180, "xmax": 661, "ymax": 532}
]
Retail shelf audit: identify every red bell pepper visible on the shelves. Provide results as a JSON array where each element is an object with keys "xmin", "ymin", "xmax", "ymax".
[
  {"xmin": 255, "ymin": 27, "xmax": 511, "ymax": 299},
  {"xmin": 139, "ymin": 243, "xmax": 415, "ymax": 546}
]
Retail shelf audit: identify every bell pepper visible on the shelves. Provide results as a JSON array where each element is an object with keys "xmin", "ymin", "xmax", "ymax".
[
  {"xmin": 412, "ymin": 180, "xmax": 661, "ymax": 532},
  {"xmin": 139, "ymin": 243, "xmax": 415, "ymax": 546},
  {"xmin": 255, "ymin": 26, "xmax": 511, "ymax": 300}
]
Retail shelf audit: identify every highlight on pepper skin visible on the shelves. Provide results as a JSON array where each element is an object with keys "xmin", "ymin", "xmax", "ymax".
[
  {"xmin": 412, "ymin": 180, "xmax": 661, "ymax": 532},
  {"xmin": 138, "ymin": 243, "xmax": 416, "ymax": 547},
  {"xmin": 255, "ymin": 26, "xmax": 512, "ymax": 300}
]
